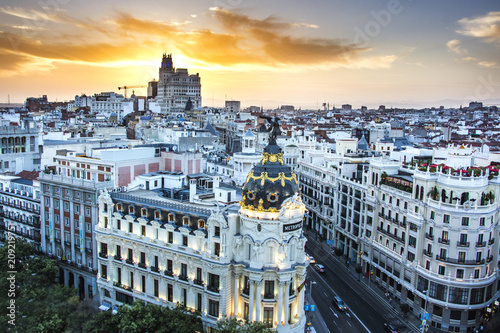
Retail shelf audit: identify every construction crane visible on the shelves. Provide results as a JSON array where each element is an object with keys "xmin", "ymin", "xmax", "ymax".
[{"xmin": 118, "ymin": 85, "xmax": 146, "ymax": 98}]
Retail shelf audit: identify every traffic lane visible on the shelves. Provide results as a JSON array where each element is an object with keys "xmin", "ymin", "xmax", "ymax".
[
  {"xmin": 307, "ymin": 241, "xmax": 394, "ymax": 333},
  {"xmin": 309, "ymin": 267, "xmax": 371, "ymax": 333}
]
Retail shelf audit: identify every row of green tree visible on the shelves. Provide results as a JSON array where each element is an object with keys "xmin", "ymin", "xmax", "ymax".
[{"xmin": 1, "ymin": 238, "xmax": 272, "ymax": 333}]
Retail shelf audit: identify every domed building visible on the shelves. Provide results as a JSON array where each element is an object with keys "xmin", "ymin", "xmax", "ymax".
[{"xmin": 95, "ymin": 117, "xmax": 307, "ymax": 332}]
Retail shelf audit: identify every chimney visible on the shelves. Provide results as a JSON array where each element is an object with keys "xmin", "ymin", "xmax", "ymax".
[{"xmin": 189, "ymin": 179, "xmax": 197, "ymax": 203}]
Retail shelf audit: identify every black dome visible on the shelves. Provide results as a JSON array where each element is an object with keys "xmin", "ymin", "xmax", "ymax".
[{"xmin": 240, "ymin": 118, "xmax": 299, "ymax": 212}]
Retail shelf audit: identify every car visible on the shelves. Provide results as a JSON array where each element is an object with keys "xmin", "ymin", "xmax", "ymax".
[
  {"xmin": 383, "ymin": 323, "xmax": 400, "ymax": 333},
  {"xmin": 306, "ymin": 255, "xmax": 316, "ymax": 264},
  {"xmin": 332, "ymin": 296, "xmax": 347, "ymax": 311},
  {"xmin": 314, "ymin": 264, "xmax": 325, "ymax": 273}
]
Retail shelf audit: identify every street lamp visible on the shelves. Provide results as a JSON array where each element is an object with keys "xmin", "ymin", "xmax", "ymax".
[{"xmin": 421, "ymin": 290, "xmax": 428, "ymax": 333}]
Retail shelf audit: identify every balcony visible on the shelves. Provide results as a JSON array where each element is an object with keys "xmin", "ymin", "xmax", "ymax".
[
  {"xmin": 489, "ymin": 238, "xmax": 495, "ymax": 245},
  {"xmin": 98, "ymin": 252, "xmax": 108, "ymax": 259},
  {"xmin": 150, "ymin": 266, "xmax": 160, "ymax": 273},
  {"xmin": 65, "ymin": 241, "xmax": 71, "ymax": 246},
  {"xmin": 263, "ymin": 293, "xmax": 275, "ymax": 300},
  {"xmin": 487, "ymin": 256, "xmax": 493, "ymax": 263},
  {"xmin": 425, "ymin": 233, "xmax": 434, "ymax": 241},
  {"xmin": 164, "ymin": 270, "xmax": 173, "ymax": 277},
  {"xmin": 436, "ymin": 255, "xmax": 485, "ymax": 265},
  {"xmin": 178, "ymin": 275, "xmax": 189, "ymax": 282},
  {"xmin": 193, "ymin": 279, "xmax": 203, "ymax": 286},
  {"xmin": 113, "ymin": 255, "xmax": 122, "ymax": 261},
  {"xmin": 438, "ymin": 238, "xmax": 449, "ymax": 245},
  {"xmin": 207, "ymin": 285, "xmax": 219, "ymax": 293},
  {"xmin": 125, "ymin": 258, "xmax": 134, "ymax": 265},
  {"xmin": 457, "ymin": 241, "xmax": 470, "ymax": 248},
  {"xmin": 423, "ymin": 250, "xmax": 433, "ymax": 257},
  {"xmin": 242, "ymin": 288, "xmax": 249, "ymax": 296},
  {"xmin": 85, "ymin": 248, "xmax": 92, "ymax": 254},
  {"xmin": 476, "ymin": 241, "xmax": 486, "ymax": 248},
  {"xmin": 138, "ymin": 262, "xmax": 147, "ymax": 269}
]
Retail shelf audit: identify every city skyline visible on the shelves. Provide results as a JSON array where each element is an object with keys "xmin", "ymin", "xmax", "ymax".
[{"xmin": 0, "ymin": 0, "xmax": 499, "ymax": 108}]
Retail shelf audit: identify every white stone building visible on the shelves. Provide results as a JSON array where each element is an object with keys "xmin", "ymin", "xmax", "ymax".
[{"xmin": 95, "ymin": 131, "xmax": 308, "ymax": 332}]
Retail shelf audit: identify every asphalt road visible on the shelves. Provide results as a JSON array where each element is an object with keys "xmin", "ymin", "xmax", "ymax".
[{"xmin": 306, "ymin": 235, "xmax": 415, "ymax": 333}]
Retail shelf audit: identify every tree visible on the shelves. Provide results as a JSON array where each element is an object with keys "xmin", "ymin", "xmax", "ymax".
[
  {"xmin": 0, "ymin": 238, "xmax": 97, "ymax": 332},
  {"xmin": 83, "ymin": 300, "xmax": 203, "ymax": 333},
  {"xmin": 215, "ymin": 317, "xmax": 273, "ymax": 333},
  {"xmin": 400, "ymin": 303, "xmax": 410, "ymax": 317}
]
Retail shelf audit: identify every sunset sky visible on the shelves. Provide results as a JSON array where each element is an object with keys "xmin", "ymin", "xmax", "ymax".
[{"xmin": 0, "ymin": 0, "xmax": 499, "ymax": 109}]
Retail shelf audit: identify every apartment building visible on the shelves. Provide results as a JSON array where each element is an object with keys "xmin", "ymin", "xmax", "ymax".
[
  {"xmin": 298, "ymin": 140, "xmax": 500, "ymax": 332},
  {"xmin": 0, "ymin": 172, "xmax": 41, "ymax": 250},
  {"xmin": 39, "ymin": 146, "xmax": 162, "ymax": 299}
]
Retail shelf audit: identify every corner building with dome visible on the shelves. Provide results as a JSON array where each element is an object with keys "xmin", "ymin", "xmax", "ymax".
[{"xmin": 95, "ymin": 120, "xmax": 308, "ymax": 332}]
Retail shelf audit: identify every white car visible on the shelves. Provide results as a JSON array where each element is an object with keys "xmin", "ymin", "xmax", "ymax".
[{"xmin": 306, "ymin": 254, "xmax": 316, "ymax": 264}]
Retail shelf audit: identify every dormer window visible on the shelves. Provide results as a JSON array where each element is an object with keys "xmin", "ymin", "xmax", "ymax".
[
  {"xmin": 182, "ymin": 216, "xmax": 189, "ymax": 225},
  {"xmin": 154, "ymin": 211, "xmax": 160, "ymax": 220},
  {"xmin": 141, "ymin": 208, "xmax": 147, "ymax": 217},
  {"xmin": 116, "ymin": 203, "xmax": 122, "ymax": 212},
  {"xmin": 198, "ymin": 219, "xmax": 205, "ymax": 229},
  {"xmin": 128, "ymin": 205, "xmax": 134, "ymax": 215},
  {"xmin": 168, "ymin": 213, "xmax": 174, "ymax": 222}
]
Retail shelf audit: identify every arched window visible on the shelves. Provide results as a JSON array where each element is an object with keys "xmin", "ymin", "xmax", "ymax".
[
  {"xmin": 116, "ymin": 203, "xmax": 122, "ymax": 211},
  {"xmin": 168, "ymin": 213, "xmax": 174, "ymax": 222},
  {"xmin": 141, "ymin": 208, "xmax": 147, "ymax": 217},
  {"xmin": 128, "ymin": 205, "xmax": 134, "ymax": 215},
  {"xmin": 198, "ymin": 219, "xmax": 205, "ymax": 229},
  {"xmin": 182, "ymin": 216, "xmax": 189, "ymax": 225},
  {"xmin": 154, "ymin": 211, "xmax": 160, "ymax": 220}
]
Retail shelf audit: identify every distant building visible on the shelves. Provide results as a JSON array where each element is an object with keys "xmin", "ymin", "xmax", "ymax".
[
  {"xmin": 469, "ymin": 101, "xmax": 483, "ymax": 110},
  {"xmin": 280, "ymin": 105, "xmax": 294, "ymax": 111},
  {"xmin": 342, "ymin": 104, "xmax": 352, "ymax": 111},
  {"xmin": 156, "ymin": 53, "xmax": 201, "ymax": 114},
  {"xmin": 225, "ymin": 101, "xmax": 241, "ymax": 113}
]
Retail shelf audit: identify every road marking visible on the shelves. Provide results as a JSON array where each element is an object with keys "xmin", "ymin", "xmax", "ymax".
[
  {"xmin": 324, "ymin": 292, "xmax": 328, "ymax": 297},
  {"xmin": 329, "ymin": 307, "xmax": 339, "ymax": 318},
  {"xmin": 346, "ymin": 312, "xmax": 351, "ymax": 318},
  {"xmin": 311, "ymin": 269, "xmax": 372, "ymax": 333},
  {"xmin": 347, "ymin": 321, "xmax": 352, "ymax": 327}
]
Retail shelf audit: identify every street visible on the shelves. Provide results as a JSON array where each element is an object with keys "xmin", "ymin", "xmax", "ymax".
[{"xmin": 305, "ymin": 233, "xmax": 418, "ymax": 333}]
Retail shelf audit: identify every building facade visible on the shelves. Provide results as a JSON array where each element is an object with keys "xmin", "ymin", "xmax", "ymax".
[
  {"xmin": 297, "ymin": 141, "xmax": 500, "ymax": 332},
  {"xmin": 95, "ymin": 128, "xmax": 307, "ymax": 332},
  {"xmin": 156, "ymin": 53, "xmax": 202, "ymax": 114}
]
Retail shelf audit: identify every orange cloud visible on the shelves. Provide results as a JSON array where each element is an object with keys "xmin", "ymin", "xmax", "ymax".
[{"xmin": 457, "ymin": 11, "xmax": 500, "ymax": 43}]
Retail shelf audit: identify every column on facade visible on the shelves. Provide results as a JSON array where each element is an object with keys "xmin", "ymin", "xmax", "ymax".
[
  {"xmin": 277, "ymin": 281, "xmax": 284, "ymax": 326},
  {"xmin": 233, "ymin": 273, "xmax": 240, "ymax": 317},
  {"xmin": 255, "ymin": 280, "xmax": 262, "ymax": 321},
  {"xmin": 80, "ymin": 203, "xmax": 86, "ymax": 268},
  {"xmin": 284, "ymin": 280, "xmax": 290, "ymax": 326},
  {"xmin": 298, "ymin": 276, "xmax": 305, "ymax": 318},
  {"xmin": 248, "ymin": 280, "xmax": 255, "ymax": 321},
  {"xmin": 70, "ymin": 197, "xmax": 75, "ymax": 264}
]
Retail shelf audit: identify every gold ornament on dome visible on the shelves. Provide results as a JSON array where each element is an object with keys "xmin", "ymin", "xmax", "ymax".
[
  {"xmin": 257, "ymin": 198, "xmax": 264, "ymax": 211},
  {"xmin": 261, "ymin": 152, "xmax": 284, "ymax": 165},
  {"xmin": 245, "ymin": 170, "xmax": 298, "ymax": 187}
]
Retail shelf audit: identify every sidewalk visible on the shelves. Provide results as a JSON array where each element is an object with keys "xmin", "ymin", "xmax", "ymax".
[{"xmin": 304, "ymin": 287, "xmax": 330, "ymax": 333}]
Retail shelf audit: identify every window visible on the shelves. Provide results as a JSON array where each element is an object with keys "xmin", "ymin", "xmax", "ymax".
[
  {"xmin": 101, "ymin": 264, "xmax": 107, "ymax": 279},
  {"xmin": 474, "ymin": 269, "xmax": 480, "ymax": 279},
  {"xmin": 63, "ymin": 202, "xmax": 69, "ymax": 212},
  {"xmin": 208, "ymin": 273, "xmax": 219, "ymax": 290},
  {"xmin": 55, "ymin": 215, "xmax": 60, "ymax": 224},
  {"xmin": 168, "ymin": 231, "xmax": 173, "ymax": 243},
  {"xmin": 128, "ymin": 248, "xmax": 133, "ymax": 262},
  {"xmin": 182, "ymin": 216, "xmax": 189, "ymax": 225},
  {"xmin": 130, "ymin": 272, "xmax": 134, "ymax": 289},
  {"xmin": 263, "ymin": 307, "xmax": 273, "ymax": 327},
  {"xmin": 140, "ymin": 252, "xmax": 146, "ymax": 265},
  {"xmin": 456, "ymin": 269, "xmax": 464, "ymax": 279},
  {"xmin": 74, "ymin": 205, "xmax": 80, "ymax": 214},
  {"xmin": 181, "ymin": 263, "xmax": 187, "ymax": 278},
  {"xmin": 141, "ymin": 225, "xmax": 146, "ymax": 236},
  {"xmin": 86, "ymin": 223, "xmax": 91, "ymax": 232},
  {"xmin": 214, "ymin": 242, "xmax": 220, "ymax": 256},
  {"xmin": 167, "ymin": 259, "xmax": 173, "ymax": 273},
  {"xmin": 443, "ymin": 214, "xmax": 450, "ymax": 224},
  {"xmin": 85, "ymin": 207, "xmax": 91, "ymax": 217},
  {"xmin": 182, "ymin": 235, "xmax": 188, "ymax": 247},
  {"xmin": 264, "ymin": 280, "xmax": 275, "ymax": 298},
  {"xmin": 54, "ymin": 200, "xmax": 60, "ymax": 209},
  {"xmin": 167, "ymin": 284, "xmax": 173, "ymax": 302},
  {"xmin": 215, "ymin": 226, "xmax": 220, "ymax": 237},
  {"xmin": 154, "ymin": 279, "xmax": 159, "ymax": 297},
  {"xmin": 208, "ymin": 300, "xmax": 219, "ymax": 317},
  {"xmin": 64, "ymin": 217, "xmax": 69, "ymax": 226},
  {"xmin": 197, "ymin": 293, "xmax": 202, "ymax": 312},
  {"xmin": 461, "ymin": 217, "xmax": 469, "ymax": 226},
  {"xmin": 430, "ymin": 211, "xmax": 435, "ymax": 220},
  {"xmin": 128, "ymin": 222, "xmax": 133, "ymax": 233},
  {"xmin": 480, "ymin": 217, "xmax": 485, "ymax": 226},
  {"xmin": 141, "ymin": 275, "xmax": 146, "ymax": 292}
]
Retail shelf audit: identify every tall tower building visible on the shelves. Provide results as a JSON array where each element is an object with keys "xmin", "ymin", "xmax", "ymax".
[{"xmin": 156, "ymin": 53, "xmax": 201, "ymax": 114}]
